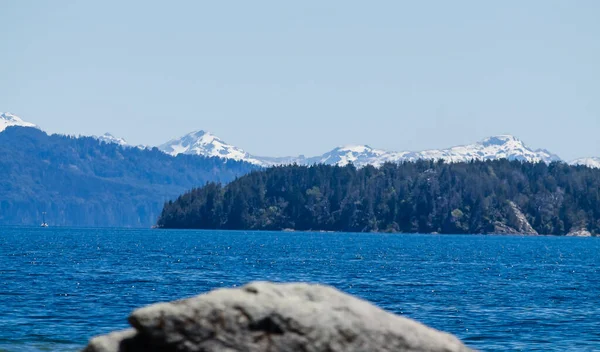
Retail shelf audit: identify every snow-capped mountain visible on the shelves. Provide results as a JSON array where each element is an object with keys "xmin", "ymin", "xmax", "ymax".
[
  {"xmin": 92, "ymin": 133, "xmax": 152, "ymax": 150},
  {"xmin": 94, "ymin": 133, "xmax": 128, "ymax": 146},
  {"xmin": 307, "ymin": 145, "xmax": 392, "ymax": 167},
  {"xmin": 400, "ymin": 135, "xmax": 561, "ymax": 164},
  {"xmin": 287, "ymin": 135, "xmax": 560, "ymax": 167},
  {"xmin": 0, "ymin": 112, "xmax": 38, "ymax": 132},
  {"xmin": 158, "ymin": 132, "xmax": 395, "ymax": 167},
  {"xmin": 158, "ymin": 130, "xmax": 265, "ymax": 165},
  {"xmin": 279, "ymin": 135, "xmax": 560, "ymax": 167},
  {"xmin": 570, "ymin": 157, "xmax": 600, "ymax": 169},
  {"xmin": 252, "ymin": 155, "xmax": 310, "ymax": 167},
  {"xmin": 0, "ymin": 111, "xmax": 583, "ymax": 168},
  {"xmin": 156, "ymin": 131, "xmax": 562, "ymax": 168}
]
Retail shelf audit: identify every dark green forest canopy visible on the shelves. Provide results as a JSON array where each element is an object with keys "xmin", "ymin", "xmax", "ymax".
[
  {"xmin": 0, "ymin": 127, "xmax": 258, "ymax": 227},
  {"xmin": 158, "ymin": 161, "xmax": 600, "ymax": 235}
]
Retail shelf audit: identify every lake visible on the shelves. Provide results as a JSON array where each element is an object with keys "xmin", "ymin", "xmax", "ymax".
[{"xmin": 0, "ymin": 228, "xmax": 599, "ymax": 351}]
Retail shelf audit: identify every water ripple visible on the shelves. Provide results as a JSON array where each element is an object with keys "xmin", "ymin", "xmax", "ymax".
[{"xmin": 0, "ymin": 228, "xmax": 599, "ymax": 351}]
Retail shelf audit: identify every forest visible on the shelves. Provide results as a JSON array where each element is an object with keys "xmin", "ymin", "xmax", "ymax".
[
  {"xmin": 158, "ymin": 160, "xmax": 600, "ymax": 235},
  {"xmin": 0, "ymin": 126, "xmax": 257, "ymax": 227}
]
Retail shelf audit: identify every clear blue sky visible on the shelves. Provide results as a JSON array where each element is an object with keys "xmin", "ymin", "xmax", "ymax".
[{"xmin": 1, "ymin": 0, "xmax": 599, "ymax": 160}]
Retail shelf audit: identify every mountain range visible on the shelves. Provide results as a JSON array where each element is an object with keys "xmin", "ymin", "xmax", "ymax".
[
  {"xmin": 0, "ymin": 119, "xmax": 256, "ymax": 227},
  {"xmin": 2, "ymin": 112, "xmax": 598, "ymax": 168},
  {"xmin": 156, "ymin": 130, "xmax": 568, "ymax": 167},
  {"xmin": 1, "ymin": 111, "xmax": 598, "ymax": 228}
]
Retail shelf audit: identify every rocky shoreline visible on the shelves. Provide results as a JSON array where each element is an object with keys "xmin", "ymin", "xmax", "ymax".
[{"xmin": 83, "ymin": 281, "xmax": 473, "ymax": 352}]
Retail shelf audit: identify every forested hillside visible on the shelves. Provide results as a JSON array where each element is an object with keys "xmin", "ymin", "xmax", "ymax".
[
  {"xmin": 158, "ymin": 161, "xmax": 600, "ymax": 235},
  {"xmin": 0, "ymin": 127, "xmax": 257, "ymax": 227}
]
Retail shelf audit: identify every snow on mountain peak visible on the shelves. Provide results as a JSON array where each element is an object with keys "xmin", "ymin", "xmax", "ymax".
[
  {"xmin": 94, "ymin": 133, "xmax": 128, "ymax": 146},
  {"xmin": 480, "ymin": 135, "xmax": 521, "ymax": 147},
  {"xmin": 335, "ymin": 145, "xmax": 383, "ymax": 154},
  {"xmin": 1, "ymin": 111, "xmax": 578, "ymax": 168},
  {"xmin": 570, "ymin": 157, "xmax": 600, "ymax": 169},
  {"xmin": 407, "ymin": 134, "xmax": 561, "ymax": 164},
  {"xmin": 0, "ymin": 112, "xmax": 38, "ymax": 132},
  {"xmin": 155, "ymin": 130, "xmax": 567, "ymax": 168},
  {"xmin": 311, "ymin": 144, "xmax": 390, "ymax": 167},
  {"xmin": 187, "ymin": 130, "xmax": 222, "ymax": 145},
  {"xmin": 338, "ymin": 145, "xmax": 372, "ymax": 153},
  {"xmin": 304, "ymin": 134, "xmax": 561, "ymax": 167},
  {"xmin": 158, "ymin": 130, "xmax": 265, "ymax": 165}
]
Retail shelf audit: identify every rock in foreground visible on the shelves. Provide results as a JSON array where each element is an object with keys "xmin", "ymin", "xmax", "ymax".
[{"xmin": 83, "ymin": 281, "xmax": 473, "ymax": 352}]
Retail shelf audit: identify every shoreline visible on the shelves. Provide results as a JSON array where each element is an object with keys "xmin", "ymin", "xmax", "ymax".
[{"xmin": 152, "ymin": 227, "xmax": 597, "ymax": 237}]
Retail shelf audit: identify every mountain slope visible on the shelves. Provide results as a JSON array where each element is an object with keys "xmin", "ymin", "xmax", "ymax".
[
  {"xmin": 570, "ymin": 157, "xmax": 600, "ymax": 169},
  {"xmin": 158, "ymin": 130, "xmax": 265, "ymax": 165},
  {"xmin": 0, "ymin": 127, "xmax": 257, "ymax": 227},
  {"xmin": 0, "ymin": 112, "xmax": 38, "ymax": 132}
]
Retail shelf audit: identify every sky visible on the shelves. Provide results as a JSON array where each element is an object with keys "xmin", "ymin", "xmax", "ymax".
[{"xmin": 1, "ymin": 1, "xmax": 599, "ymax": 160}]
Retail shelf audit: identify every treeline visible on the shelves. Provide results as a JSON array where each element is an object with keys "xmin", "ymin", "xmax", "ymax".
[
  {"xmin": 0, "ymin": 127, "xmax": 257, "ymax": 227},
  {"xmin": 157, "ymin": 160, "xmax": 600, "ymax": 235}
]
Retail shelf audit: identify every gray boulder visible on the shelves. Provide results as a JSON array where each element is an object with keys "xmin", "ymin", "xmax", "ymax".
[{"xmin": 83, "ymin": 281, "xmax": 473, "ymax": 352}]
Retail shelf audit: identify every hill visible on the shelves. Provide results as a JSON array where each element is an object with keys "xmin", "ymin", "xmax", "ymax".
[
  {"xmin": 0, "ymin": 127, "xmax": 257, "ymax": 227},
  {"xmin": 157, "ymin": 161, "xmax": 600, "ymax": 235}
]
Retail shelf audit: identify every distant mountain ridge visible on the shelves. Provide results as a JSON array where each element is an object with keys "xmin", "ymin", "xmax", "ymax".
[
  {"xmin": 2, "ymin": 112, "xmax": 597, "ymax": 168},
  {"xmin": 158, "ymin": 131, "xmax": 566, "ymax": 167},
  {"xmin": 399, "ymin": 135, "xmax": 561, "ymax": 164},
  {"xmin": 0, "ymin": 125, "xmax": 256, "ymax": 227}
]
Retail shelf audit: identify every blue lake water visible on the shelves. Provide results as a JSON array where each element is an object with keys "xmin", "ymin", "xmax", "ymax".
[{"xmin": 0, "ymin": 228, "xmax": 599, "ymax": 351}]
